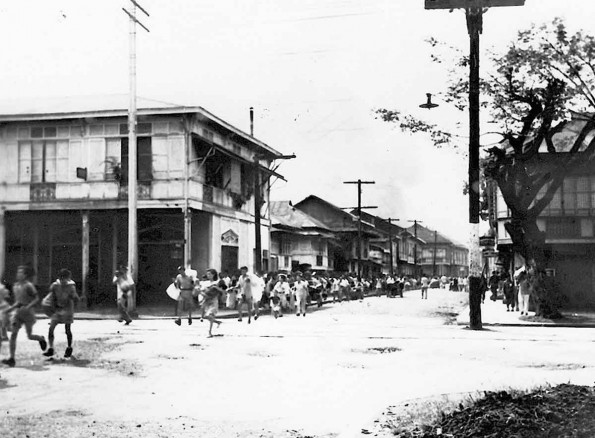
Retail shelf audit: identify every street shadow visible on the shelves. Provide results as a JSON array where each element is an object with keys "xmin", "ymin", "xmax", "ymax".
[
  {"xmin": 0, "ymin": 378, "xmax": 17, "ymax": 390},
  {"xmin": 46, "ymin": 356, "xmax": 92, "ymax": 368},
  {"xmin": 462, "ymin": 326, "xmax": 497, "ymax": 332},
  {"xmin": 17, "ymin": 363, "xmax": 50, "ymax": 372}
]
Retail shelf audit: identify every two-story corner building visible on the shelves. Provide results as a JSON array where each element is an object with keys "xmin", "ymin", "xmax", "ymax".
[
  {"xmin": 293, "ymin": 195, "xmax": 383, "ymax": 277},
  {"xmin": 269, "ymin": 201, "xmax": 335, "ymax": 273},
  {"xmin": 398, "ymin": 229, "xmax": 424, "ymax": 277},
  {"xmin": 0, "ymin": 96, "xmax": 286, "ymax": 306},
  {"xmin": 492, "ymin": 116, "xmax": 595, "ymax": 309},
  {"xmin": 413, "ymin": 225, "xmax": 469, "ymax": 278}
]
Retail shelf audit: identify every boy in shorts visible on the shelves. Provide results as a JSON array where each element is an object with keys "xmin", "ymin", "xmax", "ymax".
[
  {"xmin": 42, "ymin": 269, "xmax": 79, "ymax": 358},
  {"xmin": 174, "ymin": 266, "xmax": 195, "ymax": 326},
  {"xmin": 2, "ymin": 266, "xmax": 47, "ymax": 367}
]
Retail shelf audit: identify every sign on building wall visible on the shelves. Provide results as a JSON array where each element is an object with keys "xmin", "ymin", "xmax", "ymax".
[{"xmin": 221, "ymin": 229, "xmax": 239, "ymax": 246}]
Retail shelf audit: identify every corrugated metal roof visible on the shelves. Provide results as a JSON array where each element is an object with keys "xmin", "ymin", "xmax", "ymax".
[
  {"xmin": 269, "ymin": 201, "xmax": 331, "ymax": 231},
  {"xmin": 0, "ymin": 94, "xmax": 283, "ymax": 157}
]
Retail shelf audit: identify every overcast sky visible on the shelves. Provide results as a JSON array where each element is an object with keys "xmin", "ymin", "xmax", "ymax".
[{"xmin": 1, "ymin": 0, "xmax": 592, "ymax": 244}]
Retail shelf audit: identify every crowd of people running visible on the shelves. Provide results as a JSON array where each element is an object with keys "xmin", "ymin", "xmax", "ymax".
[{"xmin": 0, "ymin": 263, "xmax": 468, "ymax": 368}]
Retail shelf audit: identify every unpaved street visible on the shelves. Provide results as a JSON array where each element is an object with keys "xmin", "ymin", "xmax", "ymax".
[{"xmin": 1, "ymin": 291, "xmax": 594, "ymax": 438}]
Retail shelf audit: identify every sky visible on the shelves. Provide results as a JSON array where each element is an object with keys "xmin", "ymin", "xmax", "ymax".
[{"xmin": 0, "ymin": 0, "xmax": 593, "ymax": 244}]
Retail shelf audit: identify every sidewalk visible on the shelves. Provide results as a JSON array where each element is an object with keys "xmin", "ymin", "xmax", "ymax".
[{"xmin": 456, "ymin": 296, "xmax": 595, "ymax": 328}]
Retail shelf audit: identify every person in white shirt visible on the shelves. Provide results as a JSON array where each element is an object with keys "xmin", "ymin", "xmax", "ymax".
[
  {"xmin": 273, "ymin": 275, "xmax": 290, "ymax": 314},
  {"xmin": 420, "ymin": 275, "xmax": 429, "ymax": 300},
  {"xmin": 293, "ymin": 272, "xmax": 310, "ymax": 317}
]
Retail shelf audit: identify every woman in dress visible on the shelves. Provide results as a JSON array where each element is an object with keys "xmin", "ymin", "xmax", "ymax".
[{"xmin": 199, "ymin": 269, "xmax": 226, "ymax": 337}]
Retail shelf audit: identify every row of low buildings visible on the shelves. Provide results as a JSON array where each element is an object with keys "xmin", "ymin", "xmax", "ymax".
[
  {"xmin": 269, "ymin": 196, "xmax": 469, "ymax": 281},
  {"xmin": 0, "ymin": 97, "xmax": 468, "ymax": 307}
]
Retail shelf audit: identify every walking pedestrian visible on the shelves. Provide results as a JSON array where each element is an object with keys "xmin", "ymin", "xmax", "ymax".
[
  {"xmin": 237, "ymin": 266, "xmax": 255, "ymax": 323},
  {"xmin": 273, "ymin": 274, "xmax": 290, "ymax": 315},
  {"xmin": 420, "ymin": 275, "xmax": 429, "ymax": 300},
  {"xmin": 173, "ymin": 266, "xmax": 195, "ymax": 326},
  {"xmin": 1, "ymin": 266, "xmax": 47, "ymax": 367},
  {"xmin": 42, "ymin": 269, "xmax": 79, "ymax": 358},
  {"xmin": 502, "ymin": 275, "xmax": 515, "ymax": 312},
  {"xmin": 293, "ymin": 272, "xmax": 309, "ymax": 317},
  {"xmin": 113, "ymin": 266, "xmax": 133, "ymax": 325},
  {"xmin": 517, "ymin": 268, "xmax": 531, "ymax": 316}
]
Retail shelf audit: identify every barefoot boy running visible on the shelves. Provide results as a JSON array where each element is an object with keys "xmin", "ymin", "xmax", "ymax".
[
  {"xmin": 1, "ymin": 266, "xmax": 47, "ymax": 367},
  {"xmin": 43, "ymin": 269, "xmax": 79, "ymax": 359}
]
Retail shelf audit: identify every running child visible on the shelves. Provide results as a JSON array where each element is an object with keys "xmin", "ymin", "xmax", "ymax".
[
  {"xmin": 1, "ymin": 266, "xmax": 47, "ymax": 367},
  {"xmin": 42, "ymin": 269, "xmax": 79, "ymax": 359},
  {"xmin": 199, "ymin": 269, "xmax": 225, "ymax": 337}
]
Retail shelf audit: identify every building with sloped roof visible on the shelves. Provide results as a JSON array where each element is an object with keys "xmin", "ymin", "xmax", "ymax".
[
  {"xmin": 0, "ymin": 95, "xmax": 287, "ymax": 307},
  {"xmin": 293, "ymin": 195, "xmax": 383, "ymax": 277},
  {"xmin": 269, "ymin": 201, "xmax": 335, "ymax": 272}
]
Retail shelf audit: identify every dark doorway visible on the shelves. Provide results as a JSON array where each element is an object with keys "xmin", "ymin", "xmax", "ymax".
[{"xmin": 221, "ymin": 246, "xmax": 238, "ymax": 276}]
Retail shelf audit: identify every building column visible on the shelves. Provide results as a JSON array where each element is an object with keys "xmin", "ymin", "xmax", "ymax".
[
  {"xmin": 112, "ymin": 215, "xmax": 119, "ymax": 274},
  {"xmin": 82, "ymin": 211, "xmax": 90, "ymax": 309},
  {"xmin": 0, "ymin": 209, "xmax": 5, "ymax": 281},
  {"xmin": 32, "ymin": 223, "xmax": 39, "ymax": 281},
  {"xmin": 48, "ymin": 224, "xmax": 54, "ymax": 283}
]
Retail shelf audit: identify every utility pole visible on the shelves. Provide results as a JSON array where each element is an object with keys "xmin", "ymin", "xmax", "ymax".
[
  {"xmin": 424, "ymin": 0, "xmax": 524, "ymax": 330},
  {"xmin": 251, "ymin": 107, "xmax": 296, "ymax": 274},
  {"xmin": 250, "ymin": 107, "xmax": 264, "ymax": 275},
  {"xmin": 433, "ymin": 229, "xmax": 438, "ymax": 277},
  {"xmin": 122, "ymin": 0, "xmax": 149, "ymax": 313},
  {"xmin": 408, "ymin": 219, "xmax": 423, "ymax": 278},
  {"xmin": 383, "ymin": 218, "xmax": 400, "ymax": 276},
  {"xmin": 344, "ymin": 180, "xmax": 375, "ymax": 279}
]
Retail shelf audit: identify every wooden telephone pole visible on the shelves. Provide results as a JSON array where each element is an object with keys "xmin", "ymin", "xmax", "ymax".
[
  {"xmin": 343, "ymin": 180, "xmax": 375, "ymax": 279},
  {"xmin": 424, "ymin": 0, "xmax": 525, "ymax": 330},
  {"xmin": 122, "ymin": 0, "xmax": 149, "ymax": 312}
]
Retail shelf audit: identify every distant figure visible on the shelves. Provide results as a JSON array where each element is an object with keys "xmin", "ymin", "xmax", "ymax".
[
  {"xmin": 273, "ymin": 275, "xmax": 290, "ymax": 315},
  {"xmin": 113, "ymin": 266, "xmax": 133, "ymax": 325},
  {"xmin": 0, "ymin": 282, "xmax": 11, "ymax": 349},
  {"xmin": 2, "ymin": 266, "xmax": 47, "ymax": 367},
  {"xmin": 488, "ymin": 271, "xmax": 500, "ymax": 302},
  {"xmin": 420, "ymin": 275, "xmax": 429, "ymax": 300},
  {"xmin": 237, "ymin": 266, "xmax": 255, "ymax": 323},
  {"xmin": 293, "ymin": 272, "xmax": 309, "ymax": 317},
  {"xmin": 517, "ymin": 268, "xmax": 531, "ymax": 316},
  {"xmin": 43, "ymin": 269, "xmax": 80, "ymax": 358},
  {"xmin": 502, "ymin": 276, "xmax": 515, "ymax": 312}
]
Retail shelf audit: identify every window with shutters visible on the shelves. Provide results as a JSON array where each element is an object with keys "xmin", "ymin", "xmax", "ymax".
[
  {"xmin": 19, "ymin": 140, "xmax": 69, "ymax": 183},
  {"xmin": 121, "ymin": 137, "xmax": 152, "ymax": 182}
]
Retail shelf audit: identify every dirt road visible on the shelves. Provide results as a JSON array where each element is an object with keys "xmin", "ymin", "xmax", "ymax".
[{"xmin": 1, "ymin": 290, "xmax": 594, "ymax": 437}]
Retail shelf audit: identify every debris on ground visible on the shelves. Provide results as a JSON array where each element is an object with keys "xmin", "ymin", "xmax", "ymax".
[{"xmin": 389, "ymin": 384, "xmax": 595, "ymax": 437}]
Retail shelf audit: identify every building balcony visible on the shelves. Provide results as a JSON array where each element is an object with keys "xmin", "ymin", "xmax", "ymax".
[{"xmin": 0, "ymin": 178, "xmax": 254, "ymax": 215}]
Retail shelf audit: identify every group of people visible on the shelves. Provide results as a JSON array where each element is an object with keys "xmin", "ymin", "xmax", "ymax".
[
  {"xmin": 1, "ymin": 265, "xmax": 79, "ymax": 367},
  {"xmin": 487, "ymin": 265, "xmax": 534, "ymax": 315}
]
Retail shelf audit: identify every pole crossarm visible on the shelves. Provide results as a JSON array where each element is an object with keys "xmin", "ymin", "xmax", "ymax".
[
  {"xmin": 122, "ymin": 8, "xmax": 150, "ymax": 33},
  {"xmin": 343, "ymin": 179, "xmax": 376, "ymax": 279}
]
